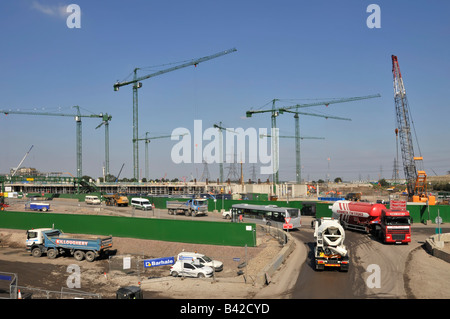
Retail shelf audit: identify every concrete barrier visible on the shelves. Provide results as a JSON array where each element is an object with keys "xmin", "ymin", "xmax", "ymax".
[
  {"xmin": 424, "ymin": 233, "xmax": 450, "ymax": 264},
  {"xmin": 255, "ymin": 227, "xmax": 296, "ymax": 286}
]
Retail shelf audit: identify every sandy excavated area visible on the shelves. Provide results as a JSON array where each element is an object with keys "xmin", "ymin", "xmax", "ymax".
[
  {"xmin": 404, "ymin": 245, "xmax": 450, "ymax": 299},
  {"xmin": 0, "ymin": 227, "xmax": 285, "ymax": 299}
]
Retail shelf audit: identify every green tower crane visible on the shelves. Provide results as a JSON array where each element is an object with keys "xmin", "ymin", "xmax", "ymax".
[
  {"xmin": 246, "ymin": 94, "xmax": 381, "ymax": 186},
  {"xmin": 0, "ymin": 106, "xmax": 111, "ymax": 179},
  {"xmin": 95, "ymin": 113, "xmax": 112, "ymax": 179},
  {"xmin": 134, "ymin": 132, "xmax": 186, "ymax": 181},
  {"xmin": 113, "ymin": 48, "xmax": 237, "ymax": 181}
]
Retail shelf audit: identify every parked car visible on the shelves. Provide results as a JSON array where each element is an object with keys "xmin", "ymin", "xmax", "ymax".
[
  {"xmin": 85, "ymin": 195, "xmax": 101, "ymax": 205},
  {"xmin": 177, "ymin": 252, "xmax": 223, "ymax": 272},
  {"xmin": 222, "ymin": 210, "xmax": 231, "ymax": 219},
  {"xmin": 170, "ymin": 260, "xmax": 214, "ymax": 278}
]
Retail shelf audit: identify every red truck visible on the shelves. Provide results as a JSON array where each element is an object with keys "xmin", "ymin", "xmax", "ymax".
[{"xmin": 331, "ymin": 200, "xmax": 411, "ymax": 244}]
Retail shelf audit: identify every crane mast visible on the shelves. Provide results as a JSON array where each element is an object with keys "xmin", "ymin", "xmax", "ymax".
[
  {"xmin": 391, "ymin": 55, "xmax": 435, "ymax": 204},
  {"xmin": 0, "ymin": 107, "xmax": 110, "ymax": 179},
  {"xmin": 392, "ymin": 55, "xmax": 417, "ymax": 197},
  {"xmin": 246, "ymin": 94, "xmax": 379, "ymax": 185},
  {"xmin": 114, "ymin": 48, "xmax": 237, "ymax": 181}
]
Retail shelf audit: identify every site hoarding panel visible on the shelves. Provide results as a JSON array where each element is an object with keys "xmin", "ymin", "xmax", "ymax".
[{"xmin": 0, "ymin": 211, "xmax": 256, "ymax": 247}]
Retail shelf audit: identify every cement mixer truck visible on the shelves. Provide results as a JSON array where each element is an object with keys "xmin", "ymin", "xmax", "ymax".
[
  {"xmin": 313, "ymin": 217, "xmax": 349, "ymax": 272},
  {"xmin": 331, "ymin": 200, "xmax": 411, "ymax": 244}
]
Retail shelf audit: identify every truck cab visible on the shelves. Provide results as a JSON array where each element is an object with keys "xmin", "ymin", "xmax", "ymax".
[
  {"xmin": 26, "ymin": 228, "xmax": 61, "ymax": 252},
  {"xmin": 189, "ymin": 198, "xmax": 208, "ymax": 215},
  {"xmin": 378, "ymin": 209, "xmax": 411, "ymax": 244}
]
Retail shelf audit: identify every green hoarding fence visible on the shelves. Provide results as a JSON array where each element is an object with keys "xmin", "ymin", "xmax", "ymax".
[
  {"xmin": 401, "ymin": 204, "xmax": 450, "ymax": 224},
  {"xmin": 0, "ymin": 211, "xmax": 256, "ymax": 247}
]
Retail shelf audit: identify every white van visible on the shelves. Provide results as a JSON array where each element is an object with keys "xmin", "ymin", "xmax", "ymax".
[
  {"xmin": 85, "ymin": 195, "xmax": 101, "ymax": 205},
  {"xmin": 131, "ymin": 198, "xmax": 152, "ymax": 210},
  {"xmin": 177, "ymin": 252, "xmax": 223, "ymax": 272}
]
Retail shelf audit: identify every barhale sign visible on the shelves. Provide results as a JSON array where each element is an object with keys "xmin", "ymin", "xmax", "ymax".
[{"xmin": 143, "ymin": 257, "xmax": 175, "ymax": 268}]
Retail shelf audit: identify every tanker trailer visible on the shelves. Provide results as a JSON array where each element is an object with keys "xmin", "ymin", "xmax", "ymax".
[{"xmin": 331, "ymin": 200, "xmax": 385, "ymax": 233}]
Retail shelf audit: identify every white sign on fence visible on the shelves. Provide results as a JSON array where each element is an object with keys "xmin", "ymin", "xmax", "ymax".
[{"xmin": 123, "ymin": 257, "xmax": 131, "ymax": 270}]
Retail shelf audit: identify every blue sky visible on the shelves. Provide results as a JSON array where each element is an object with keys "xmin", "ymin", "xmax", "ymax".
[{"xmin": 0, "ymin": 0, "xmax": 449, "ymax": 182}]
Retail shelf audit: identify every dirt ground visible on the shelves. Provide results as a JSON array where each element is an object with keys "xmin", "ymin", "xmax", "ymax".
[
  {"xmin": 404, "ymin": 244, "xmax": 450, "ymax": 299},
  {"xmin": 2, "ymin": 226, "xmax": 450, "ymax": 299},
  {"xmin": 0, "ymin": 227, "xmax": 285, "ymax": 299}
]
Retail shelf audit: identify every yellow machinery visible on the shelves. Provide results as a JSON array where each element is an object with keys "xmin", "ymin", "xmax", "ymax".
[{"xmin": 103, "ymin": 194, "xmax": 129, "ymax": 207}]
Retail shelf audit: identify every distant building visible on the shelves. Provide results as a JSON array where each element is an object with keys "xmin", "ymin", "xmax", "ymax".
[{"xmin": 10, "ymin": 167, "xmax": 40, "ymax": 176}]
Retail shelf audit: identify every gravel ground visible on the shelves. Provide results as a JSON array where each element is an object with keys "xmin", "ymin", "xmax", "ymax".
[
  {"xmin": 0, "ymin": 226, "xmax": 283, "ymax": 299},
  {"xmin": 1, "ymin": 198, "xmax": 289, "ymax": 299}
]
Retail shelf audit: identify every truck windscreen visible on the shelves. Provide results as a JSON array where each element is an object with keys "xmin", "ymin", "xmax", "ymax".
[
  {"xmin": 385, "ymin": 217, "xmax": 410, "ymax": 225},
  {"xmin": 26, "ymin": 231, "xmax": 37, "ymax": 239}
]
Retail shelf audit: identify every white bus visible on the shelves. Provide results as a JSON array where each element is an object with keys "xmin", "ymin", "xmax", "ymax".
[{"xmin": 230, "ymin": 204, "xmax": 301, "ymax": 229}]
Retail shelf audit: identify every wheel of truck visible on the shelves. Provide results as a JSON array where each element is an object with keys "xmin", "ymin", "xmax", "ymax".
[
  {"xmin": 192, "ymin": 211, "xmax": 196, "ymax": 217},
  {"xmin": 74, "ymin": 250, "xmax": 85, "ymax": 261},
  {"xmin": 47, "ymin": 249, "xmax": 58, "ymax": 259},
  {"xmin": 339, "ymin": 266, "xmax": 349, "ymax": 272},
  {"xmin": 42, "ymin": 207, "xmax": 48, "ymax": 212},
  {"xmin": 31, "ymin": 247, "xmax": 42, "ymax": 257},
  {"xmin": 168, "ymin": 209, "xmax": 172, "ymax": 215},
  {"xmin": 185, "ymin": 210, "xmax": 190, "ymax": 216},
  {"xmin": 85, "ymin": 251, "xmax": 96, "ymax": 262},
  {"xmin": 171, "ymin": 271, "xmax": 178, "ymax": 277}
]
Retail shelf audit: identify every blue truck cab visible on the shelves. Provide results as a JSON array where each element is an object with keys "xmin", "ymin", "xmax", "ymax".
[
  {"xmin": 26, "ymin": 228, "xmax": 113, "ymax": 262},
  {"xmin": 166, "ymin": 198, "xmax": 208, "ymax": 216}
]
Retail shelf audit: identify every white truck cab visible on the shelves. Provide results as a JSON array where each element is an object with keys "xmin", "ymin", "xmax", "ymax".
[{"xmin": 26, "ymin": 228, "xmax": 60, "ymax": 248}]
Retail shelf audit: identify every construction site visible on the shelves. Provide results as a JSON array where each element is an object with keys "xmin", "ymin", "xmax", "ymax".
[
  {"xmin": 1, "ymin": 50, "xmax": 447, "ymax": 205},
  {"xmin": 0, "ymin": 2, "xmax": 449, "ymax": 306}
]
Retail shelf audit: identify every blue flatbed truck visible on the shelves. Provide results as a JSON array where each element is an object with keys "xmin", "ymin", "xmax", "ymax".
[{"xmin": 26, "ymin": 228, "xmax": 113, "ymax": 262}]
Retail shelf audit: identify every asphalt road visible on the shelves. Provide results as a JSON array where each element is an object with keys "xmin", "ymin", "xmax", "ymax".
[{"xmin": 290, "ymin": 223, "xmax": 449, "ymax": 299}]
